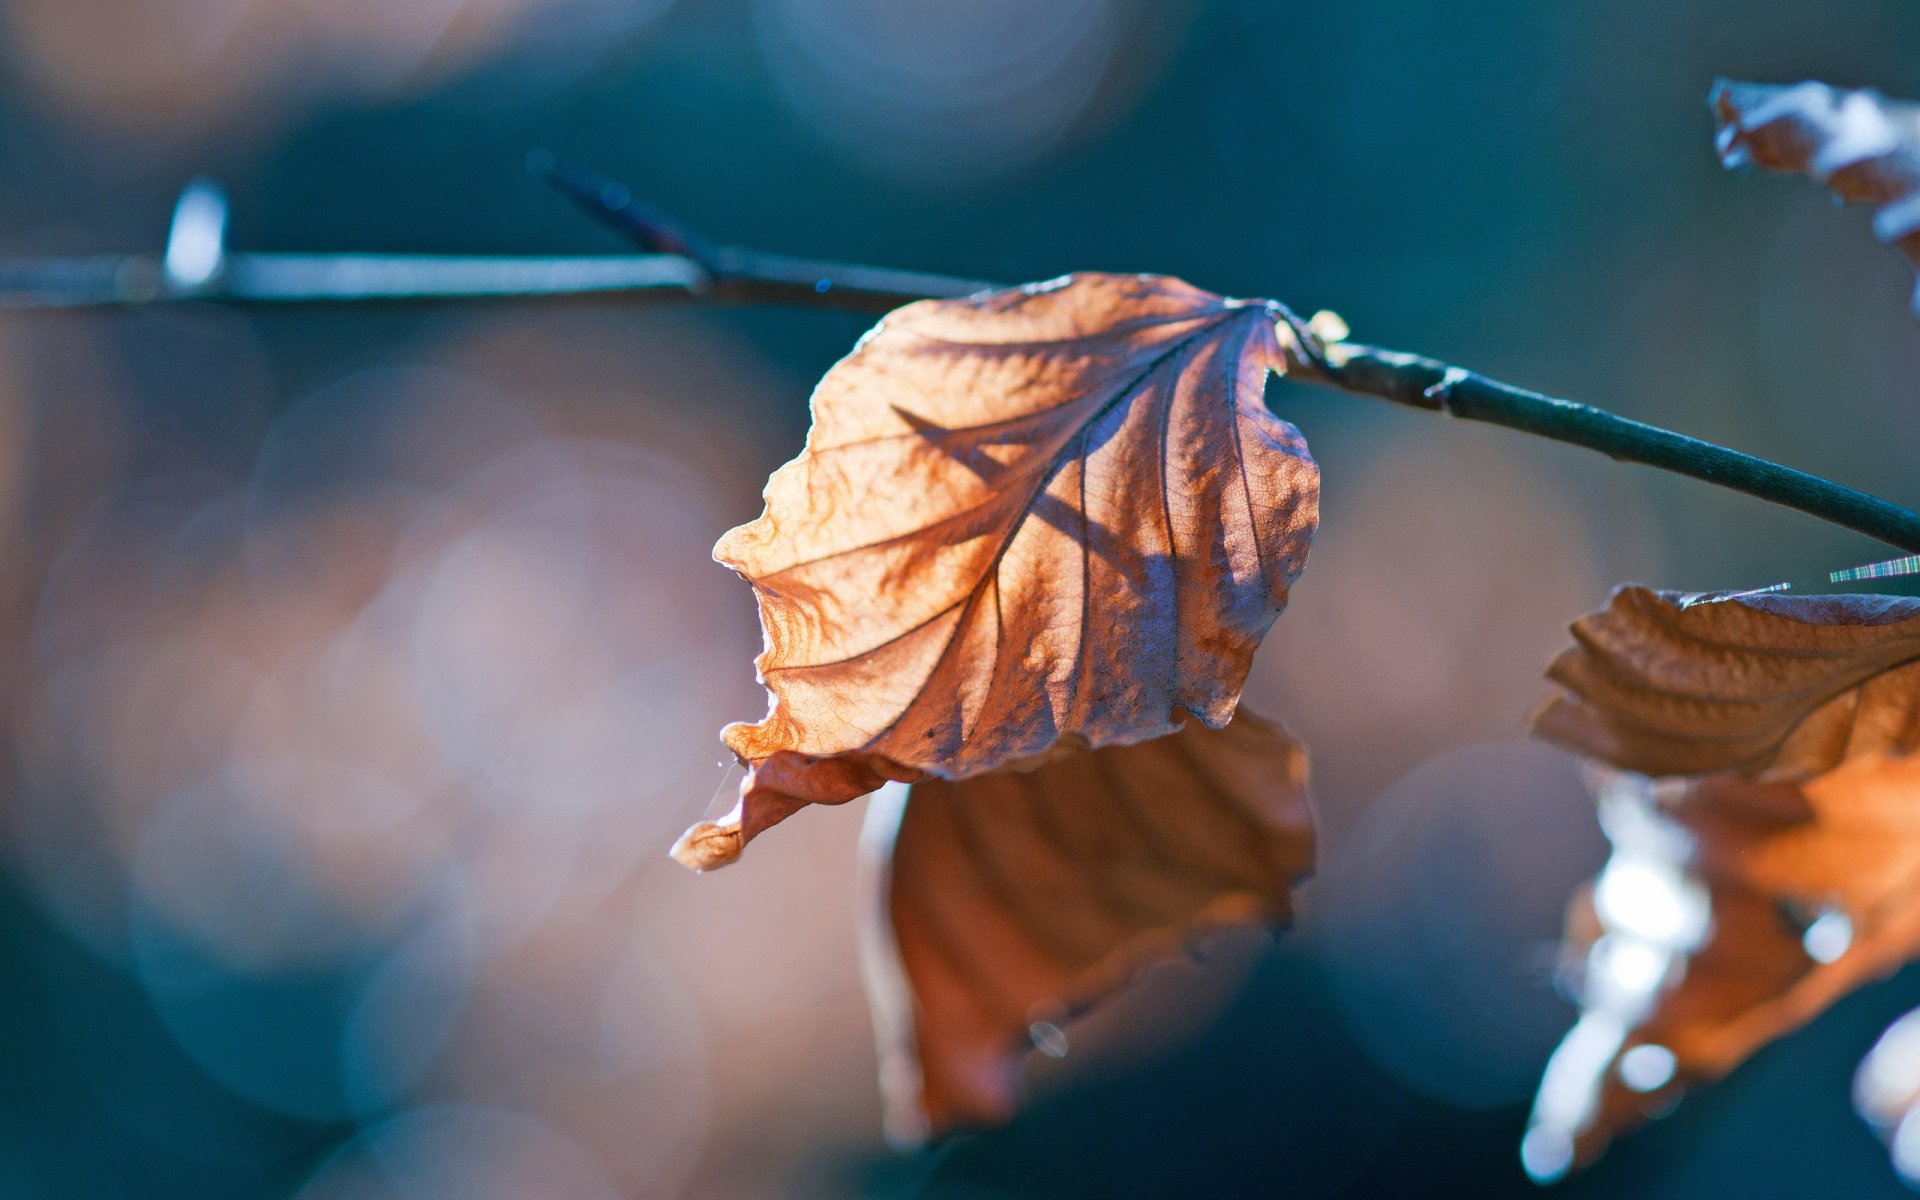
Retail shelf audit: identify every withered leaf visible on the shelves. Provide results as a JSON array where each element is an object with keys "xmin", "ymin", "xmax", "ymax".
[
  {"xmin": 676, "ymin": 274, "xmax": 1319, "ymax": 870},
  {"xmin": 1524, "ymin": 758, "xmax": 1920, "ymax": 1178},
  {"xmin": 1714, "ymin": 79, "xmax": 1920, "ymax": 310},
  {"xmin": 1534, "ymin": 586, "xmax": 1920, "ymax": 780},
  {"xmin": 1524, "ymin": 586, "xmax": 1920, "ymax": 1176},
  {"xmin": 859, "ymin": 708, "xmax": 1313, "ymax": 1143}
]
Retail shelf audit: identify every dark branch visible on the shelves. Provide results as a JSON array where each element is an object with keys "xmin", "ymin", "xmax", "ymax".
[
  {"xmin": 0, "ymin": 178, "xmax": 1916, "ymax": 554},
  {"xmin": 529, "ymin": 152, "xmax": 723, "ymax": 267},
  {"xmin": 1300, "ymin": 344, "xmax": 1920, "ymax": 554},
  {"xmin": 533, "ymin": 155, "xmax": 997, "ymax": 311}
]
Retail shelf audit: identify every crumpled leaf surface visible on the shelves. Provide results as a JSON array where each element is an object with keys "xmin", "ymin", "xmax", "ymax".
[
  {"xmin": 859, "ymin": 708, "xmax": 1313, "ymax": 1143},
  {"xmin": 677, "ymin": 273, "xmax": 1319, "ymax": 870},
  {"xmin": 1523, "ymin": 587, "xmax": 1920, "ymax": 1178},
  {"xmin": 1534, "ymin": 585, "xmax": 1920, "ymax": 780},
  {"xmin": 1714, "ymin": 78, "xmax": 1920, "ymax": 310}
]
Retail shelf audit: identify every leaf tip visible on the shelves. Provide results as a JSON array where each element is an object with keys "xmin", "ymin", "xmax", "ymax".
[
  {"xmin": 671, "ymin": 819, "xmax": 743, "ymax": 871},
  {"xmin": 1520, "ymin": 1122, "xmax": 1576, "ymax": 1185},
  {"xmin": 1707, "ymin": 76, "xmax": 1744, "ymax": 110}
]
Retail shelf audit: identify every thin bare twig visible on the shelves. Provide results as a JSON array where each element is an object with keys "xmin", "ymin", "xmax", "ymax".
[
  {"xmin": 0, "ymin": 174, "xmax": 986, "ymax": 312},
  {"xmin": 1300, "ymin": 343, "xmax": 1920, "ymax": 555},
  {"xmin": 4, "ymin": 175, "xmax": 1918, "ymax": 555}
]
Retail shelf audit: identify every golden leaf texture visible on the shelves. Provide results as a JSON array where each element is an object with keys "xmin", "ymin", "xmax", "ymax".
[
  {"xmin": 676, "ymin": 274, "xmax": 1320, "ymax": 870},
  {"xmin": 859, "ymin": 708, "xmax": 1314, "ymax": 1143},
  {"xmin": 1534, "ymin": 586, "xmax": 1920, "ymax": 780},
  {"xmin": 1523, "ymin": 586, "xmax": 1920, "ymax": 1178},
  {"xmin": 1713, "ymin": 78, "xmax": 1920, "ymax": 310}
]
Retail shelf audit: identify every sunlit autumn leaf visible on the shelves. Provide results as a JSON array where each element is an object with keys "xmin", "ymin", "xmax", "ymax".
[
  {"xmin": 676, "ymin": 274, "xmax": 1320, "ymax": 870},
  {"xmin": 860, "ymin": 708, "xmax": 1313, "ymax": 1143},
  {"xmin": 1534, "ymin": 586, "xmax": 1920, "ymax": 780},
  {"xmin": 1714, "ymin": 78, "xmax": 1920, "ymax": 311},
  {"xmin": 1523, "ymin": 586, "xmax": 1920, "ymax": 1178}
]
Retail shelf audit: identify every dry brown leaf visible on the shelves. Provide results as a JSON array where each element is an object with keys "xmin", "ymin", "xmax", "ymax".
[
  {"xmin": 1523, "ymin": 758, "xmax": 1920, "ymax": 1179},
  {"xmin": 1534, "ymin": 586, "xmax": 1920, "ymax": 780},
  {"xmin": 1523, "ymin": 586, "xmax": 1920, "ymax": 1177},
  {"xmin": 675, "ymin": 274, "xmax": 1319, "ymax": 870},
  {"xmin": 859, "ymin": 707, "xmax": 1313, "ymax": 1142},
  {"xmin": 1713, "ymin": 79, "xmax": 1920, "ymax": 310}
]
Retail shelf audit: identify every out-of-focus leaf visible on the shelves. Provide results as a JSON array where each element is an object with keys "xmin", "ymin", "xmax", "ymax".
[
  {"xmin": 1713, "ymin": 78, "xmax": 1920, "ymax": 310},
  {"xmin": 860, "ymin": 708, "xmax": 1313, "ymax": 1142},
  {"xmin": 1523, "ymin": 586, "xmax": 1920, "ymax": 1177},
  {"xmin": 676, "ymin": 274, "xmax": 1319, "ymax": 870},
  {"xmin": 1523, "ymin": 759, "xmax": 1920, "ymax": 1178},
  {"xmin": 1856, "ymin": 1004, "xmax": 1920, "ymax": 1184}
]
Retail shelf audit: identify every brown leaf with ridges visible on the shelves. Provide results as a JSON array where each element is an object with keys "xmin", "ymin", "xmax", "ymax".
[
  {"xmin": 676, "ymin": 273, "xmax": 1319, "ymax": 870},
  {"xmin": 1533, "ymin": 586, "xmax": 1920, "ymax": 780},
  {"xmin": 859, "ymin": 708, "xmax": 1313, "ymax": 1142},
  {"xmin": 1523, "ymin": 586, "xmax": 1920, "ymax": 1177},
  {"xmin": 1713, "ymin": 78, "xmax": 1920, "ymax": 310}
]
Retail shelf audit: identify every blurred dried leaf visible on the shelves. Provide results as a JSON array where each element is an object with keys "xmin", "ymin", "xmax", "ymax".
[
  {"xmin": 861, "ymin": 708, "xmax": 1313, "ymax": 1142},
  {"xmin": 677, "ymin": 274, "xmax": 1319, "ymax": 870},
  {"xmin": 1525, "ymin": 759, "xmax": 1920, "ymax": 1176},
  {"xmin": 1856, "ymin": 1004, "xmax": 1920, "ymax": 1184},
  {"xmin": 1523, "ymin": 586, "xmax": 1920, "ymax": 1176},
  {"xmin": 1714, "ymin": 78, "xmax": 1920, "ymax": 310}
]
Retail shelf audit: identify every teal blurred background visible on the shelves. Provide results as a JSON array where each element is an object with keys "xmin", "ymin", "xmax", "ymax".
[{"xmin": 0, "ymin": 1, "xmax": 1918, "ymax": 1196}]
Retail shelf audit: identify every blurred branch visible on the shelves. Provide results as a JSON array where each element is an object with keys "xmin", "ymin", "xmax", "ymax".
[
  {"xmin": 529, "ymin": 155, "xmax": 997, "ymax": 311},
  {"xmin": 3, "ymin": 174, "xmax": 1918, "ymax": 554},
  {"xmin": 0, "ymin": 175, "xmax": 985, "ymax": 311},
  {"xmin": 0, "ymin": 249, "xmax": 712, "ymax": 308}
]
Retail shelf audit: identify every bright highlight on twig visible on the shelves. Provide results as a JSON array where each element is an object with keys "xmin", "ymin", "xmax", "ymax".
[
  {"xmin": 1714, "ymin": 553, "xmax": 1920, "ymax": 602},
  {"xmin": 163, "ymin": 178, "xmax": 228, "ymax": 291},
  {"xmin": 1306, "ymin": 309, "xmax": 1349, "ymax": 343},
  {"xmin": 1719, "ymin": 581, "xmax": 1792, "ymax": 600},
  {"xmin": 1831, "ymin": 554, "xmax": 1920, "ymax": 583}
]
